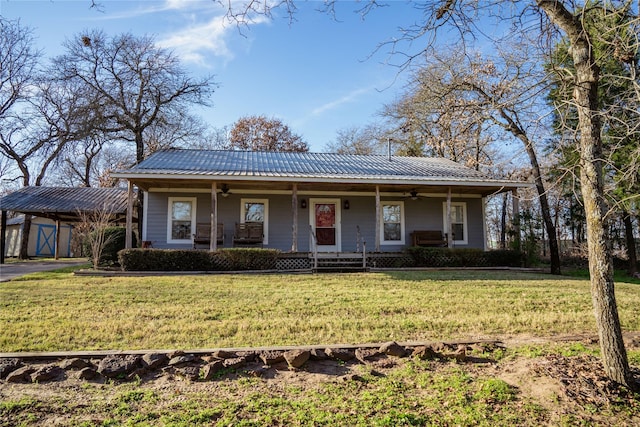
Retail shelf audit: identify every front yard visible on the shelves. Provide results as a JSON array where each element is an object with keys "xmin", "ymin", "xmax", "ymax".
[{"xmin": 1, "ymin": 268, "xmax": 639, "ymax": 426}]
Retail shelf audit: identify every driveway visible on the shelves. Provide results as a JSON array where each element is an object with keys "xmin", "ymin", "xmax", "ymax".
[{"xmin": 0, "ymin": 259, "xmax": 88, "ymax": 282}]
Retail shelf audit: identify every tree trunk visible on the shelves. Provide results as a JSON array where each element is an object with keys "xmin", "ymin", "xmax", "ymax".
[
  {"xmin": 622, "ymin": 211, "xmax": 638, "ymax": 276},
  {"xmin": 19, "ymin": 214, "xmax": 32, "ymax": 260},
  {"xmin": 538, "ymin": 0, "xmax": 633, "ymax": 388},
  {"xmin": 500, "ymin": 193, "xmax": 508, "ymax": 249},
  {"xmin": 498, "ymin": 108, "xmax": 561, "ymax": 274}
]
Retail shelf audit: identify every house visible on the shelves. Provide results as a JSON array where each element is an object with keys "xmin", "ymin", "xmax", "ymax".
[
  {"xmin": 0, "ymin": 186, "xmax": 135, "ymax": 263},
  {"xmin": 111, "ymin": 149, "xmax": 528, "ymax": 256}
]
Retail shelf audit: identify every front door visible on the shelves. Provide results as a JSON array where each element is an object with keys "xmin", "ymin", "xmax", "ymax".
[{"xmin": 310, "ymin": 199, "xmax": 341, "ymax": 252}]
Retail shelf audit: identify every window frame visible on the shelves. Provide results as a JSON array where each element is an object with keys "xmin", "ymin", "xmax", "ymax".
[
  {"xmin": 380, "ymin": 201, "xmax": 405, "ymax": 245},
  {"xmin": 442, "ymin": 201, "xmax": 468, "ymax": 245},
  {"xmin": 167, "ymin": 197, "xmax": 197, "ymax": 244},
  {"xmin": 240, "ymin": 198, "xmax": 269, "ymax": 245}
]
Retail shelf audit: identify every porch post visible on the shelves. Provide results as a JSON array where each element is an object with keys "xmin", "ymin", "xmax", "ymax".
[
  {"xmin": 511, "ymin": 189, "xmax": 521, "ymax": 252},
  {"xmin": 375, "ymin": 185, "xmax": 380, "ymax": 252},
  {"xmin": 291, "ymin": 183, "xmax": 298, "ymax": 252},
  {"xmin": 210, "ymin": 182, "xmax": 218, "ymax": 251},
  {"xmin": 1, "ymin": 210, "xmax": 6, "ymax": 264},
  {"xmin": 54, "ymin": 218, "xmax": 61, "ymax": 260},
  {"xmin": 446, "ymin": 187, "xmax": 453, "ymax": 248},
  {"xmin": 481, "ymin": 196, "xmax": 488, "ymax": 251},
  {"xmin": 125, "ymin": 181, "xmax": 134, "ymax": 249}
]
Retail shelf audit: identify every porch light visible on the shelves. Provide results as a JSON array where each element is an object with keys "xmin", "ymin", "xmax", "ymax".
[
  {"xmin": 220, "ymin": 184, "xmax": 231, "ymax": 198},
  {"xmin": 300, "ymin": 199, "xmax": 307, "ymax": 209},
  {"xmin": 343, "ymin": 200, "xmax": 350, "ymax": 210}
]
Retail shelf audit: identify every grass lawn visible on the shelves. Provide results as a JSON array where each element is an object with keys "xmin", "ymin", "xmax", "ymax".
[
  {"xmin": 1, "ymin": 268, "xmax": 639, "ymax": 426},
  {"xmin": 1, "ymin": 269, "xmax": 639, "ymax": 352}
]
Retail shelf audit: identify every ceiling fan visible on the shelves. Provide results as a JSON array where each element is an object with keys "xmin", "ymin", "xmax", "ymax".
[
  {"xmin": 404, "ymin": 190, "xmax": 421, "ymax": 200},
  {"xmin": 219, "ymin": 184, "xmax": 231, "ymax": 197}
]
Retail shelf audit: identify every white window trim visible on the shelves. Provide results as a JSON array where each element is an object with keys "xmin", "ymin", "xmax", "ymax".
[
  {"xmin": 380, "ymin": 201, "xmax": 405, "ymax": 245},
  {"xmin": 167, "ymin": 197, "xmax": 197, "ymax": 244},
  {"xmin": 442, "ymin": 202, "xmax": 468, "ymax": 245},
  {"xmin": 240, "ymin": 198, "xmax": 269, "ymax": 245}
]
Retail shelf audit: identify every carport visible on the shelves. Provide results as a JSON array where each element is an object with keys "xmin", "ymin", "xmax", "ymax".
[{"xmin": 0, "ymin": 186, "xmax": 136, "ymax": 263}]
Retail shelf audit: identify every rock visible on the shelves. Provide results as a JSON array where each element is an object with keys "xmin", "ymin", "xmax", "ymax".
[
  {"xmin": 6, "ymin": 366, "xmax": 35, "ymax": 383},
  {"xmin": 454, "ymin": 345, "xmax": 467, "ymax": 362},
  {"xmin": 325, "ymin": 348, "xmax": 355, "ymax": 362},
  {"xmin": 355, "ymin": 348, "xmax": 382, "ymax": 364},
  {"xmin": 78, "ymin": 367, "xmax": 97, "ymax": 380},
  {"xmin": 141, "ymin": 353, "xmax": 169, "ymax": 370},
  {"xmin": 127, "ymin": 367, "xmax": 148, "ymax": 381},
  {"xmin": 97, "ymin": 355, "xmax": 140, "ymax": 379},
  {"xmin": 412, "ymin": 345, "xmax": 438, "ymax": 360},
  {"xmin": 379, "ymin": 341, "xmax": 406, "ymax": 357},
  {"xmin": 259, "ymin": 351, "xmax": 285, "ymax": 365},
  {"xmin": 201, "ymin": 360, "xmax": 224, "ymax": 381},
  {"xmin": 61, "ymin": 358, "xmax": 93, "ymax": 370},
  {"xmin": 0, "ymin": 358, "xmax": 23, "ymax": 379},
  {"xmin": 246, "ymin": 366, "xmax": 269, "ymax": 377},
  {"xmin": 223, "ymin": 356, "xmax": 247, "ymax": 370},
  {"xmin": 168, "ymin": 350, "xmax": 185, "ymax": 358},
  {"xmin": 212, "ymin": 350, "xmax": 235, "ymax": 359},
  {"xmin": 284, "ymin": 349, "xmax": 310, "ymax": 369},
  {"xmin": 176, "ymin": 366, "xmax": 200, "ymax": 381},
  {"xmin": 168, "ymin": 354, "xmax": 196, "ymax": 367},
  {"xmin": 432, "ymin": 342, "xmax": 447, "ymax": 352},
  {"xmin": 31, "ymin": 365, "xmax": 65, "ymax": 383},
  {"xmin": 309, "ymin": 349, "xmax": 328, "ymax": 360},
  {"xmin": 236, "ymin": 351, "xmax": 257, "ymax": 362}
]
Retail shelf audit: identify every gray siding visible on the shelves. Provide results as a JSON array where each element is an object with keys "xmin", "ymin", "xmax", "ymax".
[{"xmin": 145, "ymin": 191, "xmax": 485, "ymax": 251}]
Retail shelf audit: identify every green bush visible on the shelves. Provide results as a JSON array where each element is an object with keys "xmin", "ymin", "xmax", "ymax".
[
  {"xmin": 405, "ymin": 247, "xmax": 522, "ymax": 268},
  {"xmin": 118, "ymin": 248, "xmax": 280, "ymax": 271},
  {"xmin": 85, "ymin": 226, "xmax": 137, "ymax": 266},
  {"xmin": 216, "ymin": 248, "xmax": 280, "ymax": 271}
]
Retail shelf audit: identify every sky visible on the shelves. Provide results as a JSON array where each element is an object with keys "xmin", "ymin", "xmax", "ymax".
[{"xmin": 1, "ymin": 0, "xmax": 425, "ymax": 152}]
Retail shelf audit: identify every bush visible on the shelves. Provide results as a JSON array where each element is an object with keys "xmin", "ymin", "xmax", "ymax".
[
  {"xmin": 216, "ymin": 248, "xmax": 280, "ymax": 271},
  {"xmin": 405, "ymin": 247, "xmax": 522, "ymax": 268},
  {"xmin": 85, "ymin": 226, "xmax": 137, "ymax": 266},
  {"xmin": 118, "ymin": 248, "xmax": 280, "ymax": 271}
]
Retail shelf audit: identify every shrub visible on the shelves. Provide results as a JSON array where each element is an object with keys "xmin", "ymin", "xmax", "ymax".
[
  {"xmin": 216, "ymin": 248, "xmax": 280, "ymax": 271},
  {"xmin": 405, "ymin": 247, "xmax": 522, "ymax": 268},
  {"xmin": 118, "ymin": 248, "xmax": 280, "ymax": 271},
  {"xmin": 85, "ymin": 226, "xmax": 137, "ymax": 266}
]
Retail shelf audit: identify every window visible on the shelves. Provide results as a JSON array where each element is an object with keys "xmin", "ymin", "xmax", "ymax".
[
  {"xmin": 380, "ymin": 201, "xmax": 405, "ymax": 244},
  {"xmin": 167, "ymin": 197, "xmax": 196, "ymax": 244},
  {"xmin": 241, "ymin": 198, "xmax": 269, "ymax": 244},
  {"xmin": 442, "ymin": 202, "xmax": 467, "ymax": 245}
]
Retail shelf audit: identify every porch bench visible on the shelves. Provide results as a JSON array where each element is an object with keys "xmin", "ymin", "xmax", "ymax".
[
  {"xmin": 233, "ymin": 222, "xmax": 264, "ymax": 247},
  {"xmin": 411, "ymin": 230, "xmax": 447, "ymax": 247},
  {"xmin": 193, "ymin": 223, "xmax": 224, "ymax": 249}
]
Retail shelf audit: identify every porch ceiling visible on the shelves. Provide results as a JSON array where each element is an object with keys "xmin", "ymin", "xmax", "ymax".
[{"xmin": 129, "ymin": 177, "xmax": 521, "ymax": 197}]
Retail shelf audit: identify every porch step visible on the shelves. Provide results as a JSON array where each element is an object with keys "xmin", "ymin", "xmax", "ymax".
[{"xmin": 309, "ymin": 252, "xmax": 368, "ymax": 273}]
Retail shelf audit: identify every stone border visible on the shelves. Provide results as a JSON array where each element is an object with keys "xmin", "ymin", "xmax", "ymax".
[{"xmin": 0, "ymin": 340, "xmax": 503, "ymax": 384}]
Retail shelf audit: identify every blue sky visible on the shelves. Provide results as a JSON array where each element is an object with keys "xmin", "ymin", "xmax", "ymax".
[{"xmin": 1, "ymin": 0, "xmax": 423, "ymax": 152}]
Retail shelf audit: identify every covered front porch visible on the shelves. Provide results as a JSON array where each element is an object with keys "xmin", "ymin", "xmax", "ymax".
[{"xmin": 121, "ymin": 178, "xmax": 522, "ymax": 255}]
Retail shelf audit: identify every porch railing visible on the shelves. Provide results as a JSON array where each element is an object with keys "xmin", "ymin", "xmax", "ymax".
[
  {"xmin": 309, "ymin": 225, "xmax": 318, "ymax": 269},
  {"xmin": 356, "ymin": 225, "xmax": 367, "ymax": 269}
]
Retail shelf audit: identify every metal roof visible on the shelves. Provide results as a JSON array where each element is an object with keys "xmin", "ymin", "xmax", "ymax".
[
  {"xmin": 113, "ymin": 149, "xmax": 523, "ymax": 188},
  {"xmin": 0, "ymin": 186, "xmax": 132, "ymax": 220}
]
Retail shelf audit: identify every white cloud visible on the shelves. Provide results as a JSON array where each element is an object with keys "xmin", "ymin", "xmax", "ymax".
[
  {"xmin": 311, "ymin": 86, "xmax": 373, "ymax": 116},
  {"xmin": 157, "ymin": 15, "xmax": 235, "ymax": 65}
]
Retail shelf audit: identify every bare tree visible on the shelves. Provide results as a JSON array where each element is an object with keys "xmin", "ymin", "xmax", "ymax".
[
  {"xmin": 52, "ymin": 30, "xmax": 217, "ymax": 165},
  {"xmin": 228, "ymin": 115, "xmax": 309, "ymax": 152},
  {"xmin": 75, "ymin": 204, "xmax": 119, "ymax": 269},
  {"xmin": 325, "ymin": 124, "xmax": 388, "ymax": 155}
]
